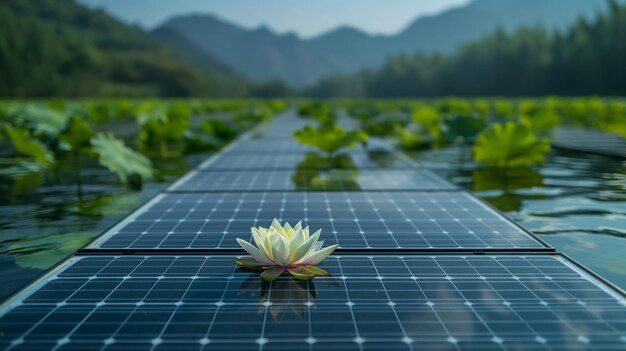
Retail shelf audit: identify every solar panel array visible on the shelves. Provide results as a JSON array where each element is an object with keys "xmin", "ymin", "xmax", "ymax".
[
  {"xmin": 1, "ymin": 255, "xmax": 625, "ymax": 350},
  {"xmin": 2, "ymin": 111, "xmax": 625, "ymax": 350},
  {"xmin": 90, "ymin": 192, "xmax": 543, "ymax": 250}
]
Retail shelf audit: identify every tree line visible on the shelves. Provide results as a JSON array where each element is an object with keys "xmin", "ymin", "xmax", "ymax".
[{"xmin": 303, "ymin": 0, "xmax": 626, "ymax": 98}]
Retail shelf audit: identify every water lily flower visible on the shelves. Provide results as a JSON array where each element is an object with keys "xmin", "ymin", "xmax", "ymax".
[{"xmin": 235, "ymin": 219, "xmax": 337, "ymax": 281}]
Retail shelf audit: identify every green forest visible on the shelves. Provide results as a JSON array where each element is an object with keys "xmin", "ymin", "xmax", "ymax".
[
  {"xmin": 0, "ymin": 0, "xmax": 625, "ymax": 98},
  {"xmin": 0, "ymin": 0, "xmax": 247, "ymax": 97},
  {"xmin": 306, "ymin": 0, "xmax": 626, "ymax": 97}
]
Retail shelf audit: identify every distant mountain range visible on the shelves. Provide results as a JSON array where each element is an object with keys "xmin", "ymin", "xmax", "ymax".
[{"xmin": 154, "ymin": 0, "xmax": 610, "ymax": 85}]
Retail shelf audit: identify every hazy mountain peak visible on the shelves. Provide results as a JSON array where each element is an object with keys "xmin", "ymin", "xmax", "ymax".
[{"xmin": 154, "ymin": 0, "xmax": 611, "ymax": 85}]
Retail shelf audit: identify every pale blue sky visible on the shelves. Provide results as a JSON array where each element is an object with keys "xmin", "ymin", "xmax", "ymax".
[{"xmin": 78, "ymin": 0, "xmax": 471, "ymax": 38}]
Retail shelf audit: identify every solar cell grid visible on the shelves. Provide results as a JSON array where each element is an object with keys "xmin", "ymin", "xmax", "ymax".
[
  {"xmin": 1, "ymin": 255, "xmax": 624, "ymax": 351},
  {"xmin": 169, "ymin": 169, "xmax": 456, "ymax": 192},
  {"xmin": 89, "ymin": 192, "xmax": 545, "ymax": 250}
]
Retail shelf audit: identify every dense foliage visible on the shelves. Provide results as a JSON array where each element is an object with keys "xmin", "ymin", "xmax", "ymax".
[
  {"xmin": 0, "ymin": 99, "xmax": 285, "ymax": 187},
  {"xmin": 0, "ymin": 0, "xmax": 247, "ymax": 97},
  {"xmin": 305, "ymin": 0, "xmax": 626, "ymax": 97}
]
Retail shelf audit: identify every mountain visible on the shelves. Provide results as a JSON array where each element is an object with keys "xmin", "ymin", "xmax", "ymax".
[
  {"xmin": 304, "ymin": 0, "xmax": 626, "ymax": 97},
  {"xmin": 156, "ymin": 15, "xmax": 341, "ymax": 85},
  {"xmin": 0, "ymin": 0, "xmax": 245, "ymax": 97},
  {"xmin": 157, "ymin": 0, "xmax": 610, "ymax": 85}
]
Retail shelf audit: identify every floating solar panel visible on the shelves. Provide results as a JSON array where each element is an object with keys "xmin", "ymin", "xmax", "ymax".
[
  {"xmin": 199, "ymin": 151, "xmax": 414, "ymax": 171},
  {"xmin": 2, "ymin": 254, "xmax": 625, "ymax": 350},
  {"xmin": 88, "ymin": 192, "xmax": 546, "ymax": 250},
  {"xmin": 169, "ymin": 169, "xmax": 456, "ymax": 192},
  {"xmin": 553, "ymin": 127, "xmax": 626, "ymax": 158}
]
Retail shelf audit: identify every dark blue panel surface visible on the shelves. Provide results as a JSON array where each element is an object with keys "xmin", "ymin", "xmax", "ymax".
[
  {"xmin": 1, "ymin": 255, "xmax": 624, "ymax": 351},
  {"xmin": 89, "ymin": 192, "xmax": 544, "ymax": 250}
]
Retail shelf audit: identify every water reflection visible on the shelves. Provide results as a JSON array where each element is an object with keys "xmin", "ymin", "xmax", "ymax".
[
  {"xmin": 472, "ymin": 167, "xmax": 544, "ymax": 212},
  {"xmin": 235, "ymin": 270, "xmax": 337, "ymax": 321},
  {"xmin": 295, "ymin": 152, "xmax": 358, "ymax": 170}
]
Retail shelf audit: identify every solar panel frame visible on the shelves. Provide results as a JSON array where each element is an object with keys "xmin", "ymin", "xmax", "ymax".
[
  {"xmin": 84, "ymin": 191, "xmax": 551, "ymax": 252},
  {"xmin": 1, "ymin": 253, "xmax": 624, "ymax": 351},
  {"xmin": 167, "ymin": 169, "xmax": 458, "ymax": 192}
]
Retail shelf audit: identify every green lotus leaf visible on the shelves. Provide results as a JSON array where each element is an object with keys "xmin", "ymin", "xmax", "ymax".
[
  {"xmin": 293, "ymin": 123, "xmax": 367, "ymax": 155},
  {"xmin": 90, "ymin": 133, "xmax": 154, "ymax": 184},
  {"xmin": 473, "ymin": 122, "xmax": 550, "ymax": 167},
  {"xmin": 3, "ymin": 125, "xmax": 54, "ymax": 164},
  {"xmin": 445, "ymin": 115, "xmax": 487, "ymax": 143},
  {"xmin": 59, "ymin": 116, "xmax": 94, "ymax": 152},
  {"xmin": 6, "ymin": 104, "xmax": 69, "ymax": 138}
]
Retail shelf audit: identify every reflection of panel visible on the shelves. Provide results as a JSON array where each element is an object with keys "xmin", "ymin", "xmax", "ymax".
[
  {"xmin": 89, "ymin": 192, "xmax": 545, "ymax": 250},
  {"xmin": 169, "ymin": 169, "xmax": 456, "ymax": 192},
  {"xmin": 1, "ymin": 255, "xmax": 624, "ymax": 350}
]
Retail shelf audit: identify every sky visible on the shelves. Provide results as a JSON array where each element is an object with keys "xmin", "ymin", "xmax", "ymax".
[{"xmin": 77, "ymin": 0, "xmax": 472, "ymax": 38}]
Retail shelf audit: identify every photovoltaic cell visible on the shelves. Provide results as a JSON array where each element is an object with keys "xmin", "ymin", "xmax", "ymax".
[
  {"xmin": 168, "ymin": 169, "xmax": 456, "ymax": 192},
  {"xmin": 198, "ymin": 151, "xmax": 414, "ymax": 171},
  {"xmin": 1, "ymin": 255, "xmax": 625, "ymax": 351},
  {"xmin": 89, "ymin": 192, "xmax": 545, "ymax": 250}
]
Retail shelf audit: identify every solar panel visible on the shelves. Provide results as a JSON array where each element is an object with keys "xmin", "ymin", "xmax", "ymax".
[
  {"xmin": 198, "ymin": 151, "xmax": 414, "ymax": 171},
  {"xmin": 2, "ymin": 254, "xmax": 624, "ymax": 350},
  {"xmin": 88, "ymin": 192, "xmax": 545, "ymax": 250},
  {"xmin": 169, "ymin": 169, "xmax": 456, "ymax": 192}
]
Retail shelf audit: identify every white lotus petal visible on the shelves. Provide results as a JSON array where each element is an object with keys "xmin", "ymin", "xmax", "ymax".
[
  {"xmin": 292, "ymin": 235, "xmax": 318, "ymax": 262},
  {"xmin": 298, "ymin": 244, "xmax": 338, "ymax": 266},
  {"xmin": 288, "ymin": 228, "xmax": 305, "ymax": 244},
  {"xmin": 236, "ymin": 238, "xmax": 273, "ymax": 265},
  {"xmin": 261, "ymin": 235, "xmax": 275, "ymax": 261},
  {"xmin": 294, "ymin": 222, "xmax": 302, "ymax": 231},
  {"xmin": 271, "ymin": 218, "xmax": 283, "ymax": 233},
  {"xmin": 284, "ymin": 222, "xmax": 293, "ymax": 233},
  {"xmin": 314, "ymin": 241, "xmax": 323, "ymax": 251},
  {"xmin": 270, "ymin": 234, "xmax": 291, "ymax": 266},
  {"xmin": 251, "ymin": 228, "xmax": 265, "ymax": 248},
  {"xmin": 302, "ymin": 226, "xmax": 310, "ymax": 239},
  {"xmin": 310, "ymin": 229, "xmax": 321, "ymax": 241}
]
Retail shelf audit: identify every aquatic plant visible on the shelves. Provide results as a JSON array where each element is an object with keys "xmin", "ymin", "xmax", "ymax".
[
  {"xmin": 444, "ymin": 115, "xmax": 487, "ymax": 144},
  {"xmin": 235, "ymin": 219, "xmax": 337, "ymax": 281},
  {"xmin": 473, "ymin": 122, "xmax": 550, "ymax": 167},
  {"xmin": 293, "ymin": 123, "xmax": 367, "ymax": 155},
  {"xmin": 3, "ymin": 125, "xmax": 54, "ymax": 165},
  {"xmin": 90, "ymin": 133, "xmax": 154, "ymax": 187}
]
